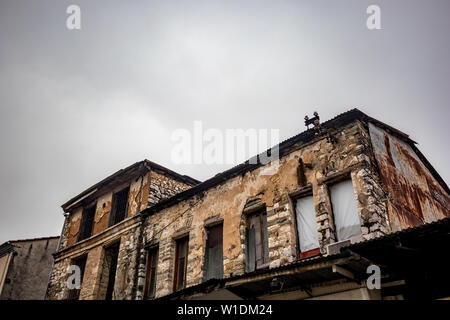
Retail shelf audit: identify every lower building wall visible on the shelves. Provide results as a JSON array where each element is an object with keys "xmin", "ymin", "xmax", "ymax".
[
  {"xmin": 0, "ymin": 252, "xmax": 13, "ymax": 296},
  {"xmin": 46, "ymin": 219, "xmax": 142, "ymax": 300},
  {"xmin": 306, "ymin": 288, "xmax": 381, "ymax": 300},
  {"xmin": 1, "ymin": 238, "xmax": 59, "ymax": 300}
]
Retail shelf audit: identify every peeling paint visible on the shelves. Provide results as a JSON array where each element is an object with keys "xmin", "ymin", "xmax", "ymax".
[{"xmin": 369, "ymin": 123, "xmax": 450, "ymax": 231}]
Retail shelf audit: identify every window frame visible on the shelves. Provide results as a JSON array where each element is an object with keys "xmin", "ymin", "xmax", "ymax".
[
  {"xmin": 104, "ymin": 241, "xmax": 120, "ymax": 300},
  {"xmin": 173, "ymin": 235, "xmax": 189, "ymax": 292},
  {"xmin": 293, "ymin": 191, "xmax": 321, "ymax": 259},
  {"xmin": 109, "ymin": 186, "xmax": 130, "ymax": 227},
  {"xmin": 328, "ymin": 177, "xmax": 362, "ymax": 242},
  {"xmin": 66, "ymin": 254, "xmax": 87, "ymax": 300},
  {"xmin": 77, "ymin": 204, "xmax": 96, "ymax": 242},
  {"xmin": 144, "ymin": 246, "xmax": 159, "ymax": 299},
  {"xmin": 203, "ymin": 223, "xmax": 224, "ymax": 281},
  {"xmin": 245, "ymin": 209, "xmax": 269, "ymax": 273}
]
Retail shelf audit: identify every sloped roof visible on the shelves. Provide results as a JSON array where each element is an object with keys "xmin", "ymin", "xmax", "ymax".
[
  {"xmin": 61, "ymin": 160, "xmax": 200, "ymax": 212},
  {"xmin": 9, "ymin": 236, "xmax": 60, "ymax": 243}
]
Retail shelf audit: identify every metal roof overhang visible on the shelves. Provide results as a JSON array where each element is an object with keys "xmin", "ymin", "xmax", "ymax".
[
  {"xmin": 160, "ymin": 218, "xmax": 450, "ymax": 300},
  {"xmin": 160, "ymin": 253, "xmax": 373, "ymax": 300}
]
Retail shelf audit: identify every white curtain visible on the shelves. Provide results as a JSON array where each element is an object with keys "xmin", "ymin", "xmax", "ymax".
[
  {"xmin": 295, "ymin": 195, "xmax": 319, "ymax": 252},
  {"xmin": 329, "ymin": 179, "xmax": 362, "ymax": 241}
]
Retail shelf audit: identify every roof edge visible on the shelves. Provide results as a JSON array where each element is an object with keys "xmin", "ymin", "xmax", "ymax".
[
  {"xmin": 142, "ymin": 108, "xmax": 448, "ymax": 216},
  {"xmin": 9, "ymin": 236, "xmax": 60, "ymax": 243},
  {"xmin": 144, "ymin": 160, "xmax": 201, "ymax": 186},
  {"xmin": 61, "ymin": 160, "xmax": 200, "ymax": 212}
]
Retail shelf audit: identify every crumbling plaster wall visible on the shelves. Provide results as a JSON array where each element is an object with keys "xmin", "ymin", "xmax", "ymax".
[
  {"xmin": 62, "ymin": 172, "xmax": 150, "ymax": 249},
  {"xmin": 128, "ymin": 173, "xmax": 150, "ymax": 218},
  {"xmin": 139, "ymin": 121, "xmax": 390, "ymax": 299}
]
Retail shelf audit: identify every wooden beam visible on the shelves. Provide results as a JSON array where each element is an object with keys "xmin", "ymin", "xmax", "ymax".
[{"xmin": 332, "ymin": 264, "xmax": 358, "ymax": 282}]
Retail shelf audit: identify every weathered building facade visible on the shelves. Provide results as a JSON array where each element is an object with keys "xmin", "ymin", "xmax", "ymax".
[
  {"xmin": 46, "ymin": 109, "xmax": 450, "ymax": 300},
  {"xmin": 46, "ymin": 161, "xmax": 198, "ymax": 300}
]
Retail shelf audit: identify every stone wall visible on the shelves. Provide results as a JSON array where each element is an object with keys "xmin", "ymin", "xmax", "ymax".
[
  {"xmin": 46, "ymin": 220, "xmax": 142, "ymax": 300},
  {"xmin": 45, "ymin": 254, "xmax": 71, "ymax": 300},
  {"xmin": 148, "ymin": 170, "xmax": 192, "ymax": 207}
]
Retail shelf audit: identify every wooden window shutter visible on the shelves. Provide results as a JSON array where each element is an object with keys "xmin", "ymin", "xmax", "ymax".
[
  {"xmin": 253, "ymin": 215, "xmax": 263, "ymax": 268},
  {"xmin": 174, "ymin": 236, "xmax": 189, "ymax": 291},
  {"xmin": 110, "ymin": 187, "xmax": 129, "ymax": 227},
  {"xmin": 204, "ymin": 224, "xmax": 224, "ymax": 281},
  {"xmin": 262, "ymin": 212, "xmax": 269, "ymax": 266},
  {"xmin": 246, "ymin": 224, "xmax": 256, "ymax": 273},
  {"xmin": 246, "ymin": 210, "xmax": 269, "ymax": 272},
  {"xmin": 144, "ymin": 247, "xmax": 159, "ymax": 299},
  {"xmin": 78, "ymin": 205, "xmax": 96, "ymax": 242}
]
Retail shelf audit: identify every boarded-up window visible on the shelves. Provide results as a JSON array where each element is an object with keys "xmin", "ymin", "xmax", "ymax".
[
  {"xmin": 144, "ymin": 247, "xmax": 159, "ymax": 299},
  {"xmin": 78, "ymin": 205, "xmax": 96, "ymax": 242},
  {"xmin": 204, "ymin": 224, "xmax": 224, "ymax": 281},
  {"xmin": 329, "ymin": 179, "xmax": 362, "ymax": 241},
  {"xmin": 295, "ymin": 195, "xmax": 320, "ymax": 257},
  {"xmin": 104, "ymin": 243, "xmax": 120, "ymax": 300},
  {"xmin": 67, "ymin": 255, "xmax": 87, "ymax": 300},
  {"xmin": 173, "ymin": 236, "xmax": 189, "ymax": 291},
  {"xmin": 246, "ymin": 210, "xmax": 269, "ymax": 272},
  {"xmin": 109, "ymin": 187, "xmax": 129, "ymax": 226}
]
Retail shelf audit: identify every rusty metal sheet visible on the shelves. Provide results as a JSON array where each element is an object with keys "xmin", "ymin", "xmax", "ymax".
[{"xmin": 369, "ymin": 123, "xmax": 450, "ymax": 231}]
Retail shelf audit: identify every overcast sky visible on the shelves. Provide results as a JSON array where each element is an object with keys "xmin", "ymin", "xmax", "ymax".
[{"xmin": 0, "ymin": 0, "xmax": 449, "ymax": 243}]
